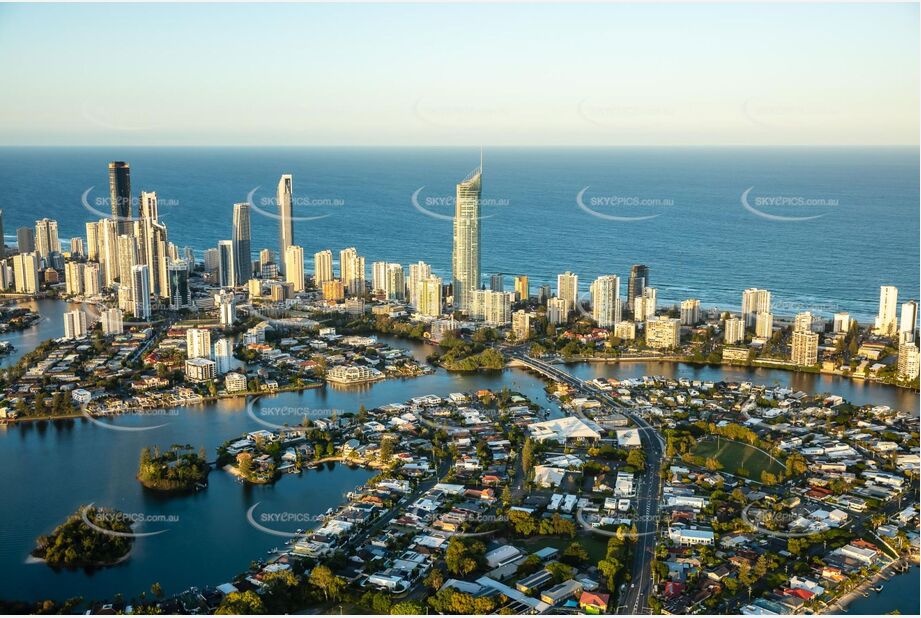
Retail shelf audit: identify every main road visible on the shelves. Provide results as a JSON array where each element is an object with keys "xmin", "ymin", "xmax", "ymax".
[{"xmin": 507, "ymin": 350, "xmax": 664, "ymax": 615}]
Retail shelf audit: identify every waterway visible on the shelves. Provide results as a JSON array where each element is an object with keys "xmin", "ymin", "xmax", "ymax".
[{"xmin": 0, "ymin": 303, "xmax": 916, "ymax": 604}]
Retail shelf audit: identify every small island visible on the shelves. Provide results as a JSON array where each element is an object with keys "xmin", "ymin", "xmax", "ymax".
[
  {"xmin": 32, "ymin": 505, "xmax": 133, "ymax": 568},
  {"xmin": 137, "ymin": 444, "xmax": 210, "ymax": 492}
]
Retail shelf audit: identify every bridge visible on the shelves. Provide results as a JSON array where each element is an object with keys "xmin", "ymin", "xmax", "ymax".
[{"xmin": 507, "ymin": 350, "xmax": 665, "ymax": 614}]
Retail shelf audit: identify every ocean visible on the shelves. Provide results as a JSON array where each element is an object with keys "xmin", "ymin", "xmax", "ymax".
[{"xmin": 0, "ymin": 146, "xmax": 917, "ymax": 321}]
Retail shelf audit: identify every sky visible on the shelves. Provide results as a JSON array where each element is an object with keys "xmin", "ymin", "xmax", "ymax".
[{"xmin": 0, "ymin": 3, "xmax": 917, "ymax": 146}]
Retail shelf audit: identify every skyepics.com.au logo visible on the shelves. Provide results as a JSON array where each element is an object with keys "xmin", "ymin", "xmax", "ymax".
[
  {"xmin": 577, "ymin": 98, "xmax": 677, "ymax": 128},
  {"xmin": 577, "ymin": 187, "xmax": 674, "ymax": 222},
  {"xmin": 245, "ymin": 187, "xmax": 344, "ymax": 224},
  {"xmin": 412, "ymin": 98, "xmax": 510, "ymax": 129},
  {"xmin": 80, "ymin": 504, "xmax": 178, "ymax": 539},
  {"xmin": 246, "ymin": 503, "xmax": 330, "ymax": 538},
  {"xmin": 740, "ymin": 187, "xmax": 839, "ymax": 222},
  {"xmin": 246, "ymin": 395, "xmax": 342, "ymax": 431},
  {"xmin": 81, "ymin": 406, "xmax": 178, "ymax": 433},
  {"xmin": 410, "ymin": 187, "xmax": 509, "ymax": 221},
  {"xmin": 80, "ymin": 188, "xmax": 179, "ymax": 222}
]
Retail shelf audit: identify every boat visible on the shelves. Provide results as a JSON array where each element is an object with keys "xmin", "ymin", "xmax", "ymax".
[{"xmin": 873, "ymin": 585, "xmax": 884, "ymax": 593}]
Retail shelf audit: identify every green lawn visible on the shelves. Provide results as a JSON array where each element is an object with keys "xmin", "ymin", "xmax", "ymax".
[{"xmin": 690, "ymin": 438, "xmax": 785, "ymax": 480}]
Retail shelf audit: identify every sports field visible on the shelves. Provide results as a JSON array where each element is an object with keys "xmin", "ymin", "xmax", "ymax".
[{"xmin": 691, "ymin": 438, "xmax": 785, "ymax": 480}]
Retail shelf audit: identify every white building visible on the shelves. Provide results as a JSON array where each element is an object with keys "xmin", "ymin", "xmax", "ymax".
[
  {"xmin": 452, "ymin": 163, "xmax": 482, "ymax": 313},
  {"xmin": 215, "ymin": 289, "xmax": 237, "ymax": 327},
  {"xmin": 63, "ymin": 310, "xmax": 87, "ymax": 339},
  {"xmin": 285, "ymin": 245, "xmax": 305, "ymax": 293},
  {"xmin": 898, "ymin": 343, "xmax": 920, "ymax": 380},
  {"xmin": 547, "ymin": 297, "xmax": 568, "ymax": 325},
  {"xmin": 591, "ymin": 275, "xmax": 621, "ymax": 327},
  {"xmin": 755, "ymin": 312, "xmax": 773, "ymax": 338},
  {"xmin": 833, "ymin": 312, "xmax": 851, "ymax": 333},
  {"xmin": 339, "ymin": 247, "xmax": 365, "ymax": 296},
  {"xmin": 185, "ymin": 357, "xmax": 216, "ymax": 382},
  {"xmin": 12, "ymin": 252, "xmax": 40, "ymax": 294},
  {"xmin": 225, "ymin": 372, "xmax": 248, "ymax": 393},
  {"xmin": 417, "ymin": 275, "xmax": 442, "ymax": 317},
  {"xmin": 875, "ymin": 285, "xmax": 898, "ymax": 336},
  {"xmin": 512, "ymin": 310, "xmax": 531, "ymax": 341},
  {"xmin": 131, "ymin": 264, "xmax": 151, "ymax": 320},
  {"xmin": 724, "ymin": 316, "xmax": 745, "ymax": 344},
  {"xmin": 187, "ymin": 328, "xmax": 212, "ymax": 359},
  {"xmin": 614, "ymin": 320, "xmax": 636, "ymax": 340},
  {"xmin": 557, "ymin": 272, "xmax": 578, "ymax": 314},
  {"xmin": 680, "ymin": 299, "xmax": 700, "ymax": 326},
  {"xmin": 100, "ymin": 307, "xmax": 123, "ymax": 335},
  {"xmin": 791, "ymin": 330, "xmax": 819, "ymax": 366},
  {"xmin": 742, "ymin": 288, "xmax": 771, "ymax": 328},
  {"xmin": 646, "ymin": 317, "xmax": 680, "ymax": 349},
  {"xmin": 214, "ymin": 337, "xmax": 233, "ymax": 374},
  {"xmin": 899, "ymin": 300, "xmax": 917, "ymax": 343},
  {"xmin": 313, "ymin": 249, "xmax": 333, "ymax": 285},
  {"xmin": 471, "ymin": 289, "xmax": 513, "ymax": 325}
]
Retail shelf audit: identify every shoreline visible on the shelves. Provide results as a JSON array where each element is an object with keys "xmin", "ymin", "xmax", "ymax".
[
  {"xmin": 821, "ymin": 555, "xmax": 919, "ymax": 614},
  {"xmin": 548, "ymin": 355, "xmax": 920, "ymax": 393}
]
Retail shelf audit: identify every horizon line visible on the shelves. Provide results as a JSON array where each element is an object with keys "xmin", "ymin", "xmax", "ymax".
[{"xmin": 0, "ymin": 144, "xmax": 918, "ymax": 149}]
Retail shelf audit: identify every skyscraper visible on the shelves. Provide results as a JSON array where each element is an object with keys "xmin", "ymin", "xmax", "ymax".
[
  {"xmin": 899, "ymin": 300, "xmax": 918, "ymax": 343},
  {"xmin": 63, "ymin": 310, "xmax": 88, "ymax": 340},
  {"xmin": 186, "ymin": 328, "xmax": 212, "ymax": 360},
  {"xmin": 34, "ymin": 218, "xmax": 61, "ymax": 261},
  {"xmin": 168, "ymin": 261, "xmax": 190, "ymax": 309},
  {"xmin": 557, "ymin": 271, "xmax": 579, "ymax": 315},
  {"xmin": 742, "ymin": 288, "xmax": 771, "ymax": 329},
  {"xmin": 0, "ymin": 209, "xmax": 4, "ymax": 258},
  {"xmin": 215, "ymin": 289, "xmax": 237, "ymax": 327},
  {"xmin": 85, "ymin": 221, "xmax": 99, "ymax": 260},
  {"xmin": 627, "ymin": 264, "xmax": 649, "ymax": 312},
  {"xmin": 16, "ymin": 227, "xmax": 35, "ymax": 254},
  {"xmin": 591, "ymin": 275, "xmax": 621, "ymax": 327},
  {"xmin": 791, "ymin": 330, "xmax": 819, "ymax": 366},
  {"xmin": 680, "ymin": 299, "xmax": 700, "ymax": 326},
  {"xmin": 452, "ymin": 158, "xmax": 482, "ymax": 313},
  {"xmin": 489, "ymin": 274, "xmax": 504, "ymax": 292},
  {"xmin": 12, "ymin": 252, "xmax": 39, "ymax": 293},
  {"xmin": 314, "ymin": 250, "xmax": 333, "ymax": 285},
  {"xmin": 232, "ymin": 202, "xmax": 253, "ymax": 285},
  {"xmin": 417, "ymin": 275, "xmax": 443, "ymax": 317},
  {"xmin": 131, "ymin": 264, "xmax": 151, "ymax": 320},
  {"xmin": 277, "ymin": 174, "xmax": 293, "ymax": 274},
  {"xmin": 755, "ymin": 312, "xmax": 774, "ymax": 338},
  {"xmin": 408, "ymin": 261, "xmax": 432, "ymax": 308},
  {"xmin": 875, "ymin": 285, "xmax": 898, "ymax": 336},
  {"xmin": 285, "ymin": 245, "xmax": 305, "ymax": 292},
  {"xmin": 340, "ymin": 247, "xmax": 365, "ymax": 296},
  {"xmin": 514, "ymin": 275, "xmax": 529, "ymax": 303},
  {"xmin": 218, "ymin": 240, "xmax": 235, "ymax": 288},
  {"xmin": 108, "ymin": 161, "xmax": 132, "ymax": 235}
]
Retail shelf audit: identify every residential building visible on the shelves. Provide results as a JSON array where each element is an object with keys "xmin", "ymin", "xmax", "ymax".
[
  {"xmin": 215, "ymin": 289, "xmax": 237, "ymax": 327},
  {"xmin": 791, "ymin": 330, "xmax": 819, "ymax": 366},
  {"xmin": 63, "ymin": 310, "xmax": 87, "ymax": 340},
  {"xmin": 755, "ymin": 312, "xmax": 774, "ymax": 338},
  {"xmin": 339, "ymin": 247, "xmax": 365, "ymax": 296},
  {"xmin": 225, "ymin": 372, "xmax": 248, "ymax": 393},
  {"xmin": 898, "ymin": 343, "xmax": 920, "ymax": 380},
  {"xmin": 742, "ymin": 288, "xmax": 771, "ymax": 328},
  {"xmin": 724, "ymin": 316, "xmax": 744, "ymax": 344},
  {"xmin": 185, "ymin": 357, "xmax": 216, "ymax": 382},
  {"xmin": 218, "ymin": 240, "xmax": 235, "ymax": 288},
  {"xmin": 899, "ymin": 300, "xmax": 917, "ymax": 343},
  {"xmin": 680, "ymin": 299, "xmax": 700, "ymax": 326},
  {"xmin": 557, "ymin": 271, "xmax": 578, "ymax": 314},
  {"xmin": 451, "ymin": 159, "xmax": 482, "ymax": 313},
  {"xmin": 591, "ymin": 275, "xmax": 621, "ymax": 327},
  {"xmin": 187, "ymin": 328, "xmax": 212, "ymax": 359},
  {"xmin": 34, "ymin": 218, "xmax": 60, "ymax": 261},
  {"xmin": 875, "ymin": 285, "xmax": 898, "ymax": 336},
  {"xmin": 232, "ymin": 202, "xmax": 253, "ymax": 284},
  {"xmin": 12, "ymin": 252, "xmax": 39, "ymax": 293},
  {"xmin": 833, "ymin": 312, "xmax": 851, "ymax": 333},
  {"xmin": 322, "ymin": 279, "xmax": 345, "ymax": 301},
  {"xmin": 100, "ymin": 308, "xmax": 123, "ymax": 335},
  {"xmin": 627, "ymin": 264, "xmax": 649, "ymax": 312},
  {"xmin": 277, "ymin": 174, "xmax": 293, "ymax": 273},
  {"xmin": 417, "ymin": 275, "xmax": 442, "ymax": 317},
  {"xmin": 64, "ymin": 261, "xmax": 84, "ymax": 296},
  {"xmin": 489, "ymin": 273, "xmax": 504, "ymax": 292},
  {"xmin": 512, "ymin": 310, "xmax": 531, "ymax": 341},
  {"xmin": 547, "ymin": 297, "xmax": 568, "ymax": 325},
  {"xmin": 514, "ymin": 274, "xmax": 529, "ymax": 302},
  {"xmin": 646, "ymin": 317, "xmax": 680, "ymax": 349},
  {"xmin": 108, "ymin": 161, "xmax": 132, "ymax": 234},
  {"xmin": 16, "ymin": 227, "xmax": 35, "ymax": 254},
  {"xmin": 285, "ymin": 245, "xmax": 305, "ymax": 292},
  {"xmin": 131, "ymin": 264, "xmax": 151, "ymax": 320},
  {"xmin": 471, "ymin": 289, "xmax": 513, "ymax": 325},
  {"xmin": 614, "ymin": 320, "xmax": 636, "ymax": 340},
  {"xmin": 313, "ymin": 249, "xmax": 333, "ymax": 285}
]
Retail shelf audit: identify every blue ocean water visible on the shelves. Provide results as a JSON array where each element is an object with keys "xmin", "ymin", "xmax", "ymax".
[{"xmin": 0, "ymin": 147, "xmax": 916, "ymax": 321}]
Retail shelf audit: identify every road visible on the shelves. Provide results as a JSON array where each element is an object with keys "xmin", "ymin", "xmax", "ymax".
[{"xmin": 507, "ymin": 350, "xmax": 664, "ymax": 614}]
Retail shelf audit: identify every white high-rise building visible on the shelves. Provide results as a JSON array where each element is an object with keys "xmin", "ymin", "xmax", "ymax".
[
  {"xmin": 417, "ymin": 275, "xmax": 443, "ymax": 317},
  {"xmin": 64, "ymin": 262, "xmax": 85, "ymax": 296},
  {"xmin": 313, "ymin": 250, "xmax": 333, "ymax": 285},
  {"xmin": 898, "ymin": 343, "xmax": 920, "ymax": 380},
  {"xmin": 793, "ymin": 311, "xmax": 814, "ymax": 333},
  {"xmin": 277, "ymin": 174, "xmax": 293, "ymax": 274},
  {"xmin": 63, "ymin": 310, "xmax": 87, "ymax": 340},
  {"xmin": 791, "ymin": 330, "xmax": 819, "ymax": 366},
  {"xmin": 339, "ymin": 247, "xmax": 365, "ymax": 296},
  {"xmin": 646, "ymin": 317, "xmax": 681, "ymax": 349},
  {"xmin": 471, "ymin": 289, "xmax": 513, "ymax": 325},
  {"xmin": 69, "ymin": 238, "xmax": 85, "ymax": 257},
  {"xmin": 384, "ymin": 263, "xmax": 405, "ymax": 300},
  {"xmin": 755, "ymin": 312, "xmax": 774, "ymax": 338},
  {"xmin": 512, "ymin": 310, "xmax": 531, "ymax": 341},
  {"xmin": 12, "ymin": 252, "xmax": 39, "ymax": 294},
  {"xmin": 679, "ymin": 299, "xmax": 701, "ymax": 326},
  {"xmin": 557, "ymin": 272, "xmax": 579, "ymax": 315},
  {"xmin": 214, "ymin": 337, "xmax": 233, "ymax": 374},
  {"xmin": 371, "ymin": 261, "xmax": 388, "ymax": 294},
  {"xmin": 99, "ymin": 218, "xmax": 119, "ymax": 287},
  {"xmin": 408, "ymin": 261, "xmax": 432, "ymax": 308},
  {"xmin": 899, "ymin": 300, "xmax": 917, "ymax": 343},
  {"xmin": 34, "ymin": 218, "xmax": 61, "ymax": 261},
  {"xmin": 285, "ymin": 245, "xmax": 305, "ymax": 292},
  {"xmin": 547, "ymin": 297, "xmax": 568, "ymax": 325},
  {"xmin": 85, "ymin": 221, "xmax": 100, "ymax": 261},
  {"xmin": 215, "ymin": 289, "xmax": 237, "ymax": 327},
  {"xmin": 833, "ymin": 312, "xmax": 851, "ymax": 333},
  {"xmin": 101, "ymin": 308, "xmax": 123, "ymax": 335},
  {"xmin": 131, "ymin": 264, "xmax": 151, "ymax": 320},
  {"xmin": 634, "ymin": 287, "xmax": 657, "ymax": 322},
  {"xmin": 742, "ymin": 288, "xmax": 771, "ymax": 328},
  {"xmin": 591, "ymin": 275, "xmax": 621, "ymax": 327},
  {"xmin": 875, "ymin": 285, "xmax": 898, "ymax": 336},
  {"xmin": 724, "ymin": 316, "xmax": 745, "ymax": 344},
  {"xmin": 83, "ymin": 263, "xmax": 101, "ymax": 296},
  {"xmin": 451, "ymin": 160, "xmax": 482, "ymax": 313},
  {"xmin": 186, "ymin": 328, "xmax": 212, "ymax": 360}
]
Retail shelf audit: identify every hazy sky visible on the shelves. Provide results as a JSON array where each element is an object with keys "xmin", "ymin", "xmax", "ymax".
[{"xmin": 0, "ymin": 3, "xmax": 917, "ymax": 146}]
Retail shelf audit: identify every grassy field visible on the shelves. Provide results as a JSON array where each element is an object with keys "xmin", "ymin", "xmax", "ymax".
[{"xmin": 691, "ymin": 438, "xmax": 785, "ymax": 480}]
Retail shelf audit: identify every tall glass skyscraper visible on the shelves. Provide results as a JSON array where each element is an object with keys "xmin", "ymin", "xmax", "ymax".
[
  {"xmin": 108, "ymin": 161, "xmax": 132, "ymax": 235},
  {"xmin": 232, "ymin": 202, "xmax": 252, "ymax": 285},
  {"xmin": 452, "ymin": 159, "xmax": 482, "ymax": 314},
  {"xmin": 627, "ymin": 264, "xmax": 649, "ymax": 312},
  {"xmin": 277, "ymin": 174, "xmax": 293, "ymax": 274}
]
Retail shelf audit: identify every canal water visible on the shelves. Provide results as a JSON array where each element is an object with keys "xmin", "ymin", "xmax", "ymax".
[{"xmin": 0, "ymin": 302, "xmax": 916, "ymax": 604}]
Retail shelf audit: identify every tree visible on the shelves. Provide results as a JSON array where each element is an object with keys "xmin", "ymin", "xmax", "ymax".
[
  {"xmin": 215, "ymin": 591, "xmax": 265, "ymax": 615},
  {"xmin": 501, "ymin": 485, "xmax": 513, "ymax": 506},
  {"xmin": 309, "ymin": 564, "xmax": 345, "ymax": 601},
  {"xmin": 390, "ymin": 601, "xmax": 424, "ymax": 615},
  {"xmin": 521, "ymin": 438, "xmax": 535, "ymax": 474},
  {"xmin": 424, "ymin": 567, "xmax": 445, "ymax": 590},
  {"xmin": 236, "ymin": 452, "xmax": 253, "ymax": 477},
  {"xmin": 445, "ymin": 537, "xmax": 484, "ymax": 576},
  {"xmin": 626, "ymin": 449, "xmax": 646, "ymax": 470},
  {"xmin": 150, "ymin": 582, "xmax": 163, "ymax": 599}
]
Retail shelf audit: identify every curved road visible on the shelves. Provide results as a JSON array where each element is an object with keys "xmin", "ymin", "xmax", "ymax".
[{"xmin": 509, "ymin": 351, "xmax": 664, "ymax": 614}]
